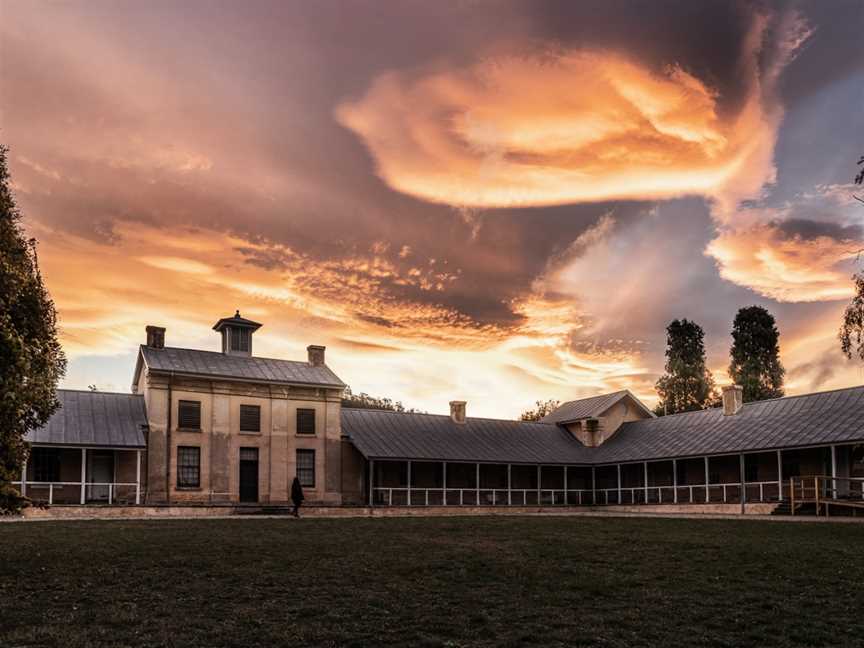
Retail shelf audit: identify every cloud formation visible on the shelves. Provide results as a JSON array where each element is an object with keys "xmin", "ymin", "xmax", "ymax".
[{"xmin": 336, "ymin": 12, "xmax": 804, "ymax": 210}]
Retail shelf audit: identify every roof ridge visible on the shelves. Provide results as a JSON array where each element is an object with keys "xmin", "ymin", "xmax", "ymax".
[
  {"xmin": 58, "ymin": 388, "xmax": 140, "ymax": 396},
  {"xmin": 739, "ymin": 384, "xmax": 864, "ymax": 407},
  {"xmin": 342, "ymin": 408, "xmax": 555, "ymax": 426},
  {"xmin": 637, "ymin": 384, "xmax": 864, "ymax": 422},
  {"xmin": 558, "ymin": 389, "xmax": 627, "ymax": 406},
  {"xmin": 153, "ymin": 345, "xmax": 316, "ymax": 366}
]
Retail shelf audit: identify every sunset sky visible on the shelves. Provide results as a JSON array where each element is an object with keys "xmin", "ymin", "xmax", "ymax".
[{"xmin": 2, "ymin": 0, "xmax": 863, "ymax": 417}]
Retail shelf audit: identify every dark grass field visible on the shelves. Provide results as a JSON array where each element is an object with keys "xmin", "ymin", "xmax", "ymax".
[{"xmin": 2, "ymin": 516, "xmax": 863, "ymax": 648}]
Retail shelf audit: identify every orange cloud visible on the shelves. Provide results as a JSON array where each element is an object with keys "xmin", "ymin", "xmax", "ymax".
[
  {"xmin": 336, "ymin": 13, "xmax": 804, "ymax": 210},
  {"xmin": 706, "ymin": 221, "xmax": 861, "ymax": 302}
]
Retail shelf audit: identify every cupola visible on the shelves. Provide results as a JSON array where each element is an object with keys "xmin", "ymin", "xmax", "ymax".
[{"xmin": 212, "ymin": 310, "xmax": 262, "ymax": 357}]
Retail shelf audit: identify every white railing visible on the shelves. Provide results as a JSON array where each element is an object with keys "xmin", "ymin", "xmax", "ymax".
[
  {"xmin": 595, "ymin": 481, "xmax": 783, "ymax": 505},
  {"xmin": 372, "ymin": 487, "xmax": 594, "ymax": 507},
  {"xmin": 13, "ymin": 481, "xmax": 140, "ymax": 505},
  {"xmin": 372, "ymin": 481, "xmax": 787, "ymax": 507}
]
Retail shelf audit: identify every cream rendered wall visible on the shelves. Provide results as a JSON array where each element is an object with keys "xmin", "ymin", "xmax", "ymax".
[{"xmin": 140, "ymin": 368, "xmax": 343, "ymax": 505}]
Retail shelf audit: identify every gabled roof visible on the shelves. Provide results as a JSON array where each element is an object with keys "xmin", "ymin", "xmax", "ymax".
[
  {"xmin": 25, "ymin": 390, "xmax": 147, "ymax": 448},
  {"xmin": 136, "ymin": 345, "xmax": 346, "ymax": 388},
  {"xmin": 541, "ymin": 390, "xmax": 654, "ymax": 424},
  {"xmin": 342, "ymin": 408, "xmax": 593, "ymax": 464},
  {"xmin": 343, "ymin": 386, "xmax": 864, "ymax": 466},
  {"xmin": 591, "ymin": 385, "xmax": 864, "ymax": 464}
]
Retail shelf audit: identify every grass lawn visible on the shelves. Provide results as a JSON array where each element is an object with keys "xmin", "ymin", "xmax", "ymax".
[{"xmin": 1, "ymin": 516, "xmax": 863, "ymax": 647}]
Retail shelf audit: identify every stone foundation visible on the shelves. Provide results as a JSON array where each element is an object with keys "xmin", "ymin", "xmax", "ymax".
[{"xmin": 14, "ymin": 501, "xmax": 780, "ymax": 520}]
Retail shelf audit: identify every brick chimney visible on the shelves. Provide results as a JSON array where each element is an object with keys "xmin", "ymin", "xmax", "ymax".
[
  {"xmin": 146, "ymin": 325, "xmax": 165, "ymax": 349},
  {"xmin": 722, "ymin": 385, "xmax": 743, "ymax": 416},
  {"xmin": 307, "ymin": 345, "xmax": 326, "ymax": 367},
  {"xmin": 449, "ymin": 400, "xmax": 466, "ymax": 424}
]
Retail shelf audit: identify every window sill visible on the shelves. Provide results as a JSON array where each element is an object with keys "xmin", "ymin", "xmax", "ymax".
[
  {"xmin": 176, "ymin": 428, "xmax": 202, "ymax": 433},
  {"xmin": 295, "ymin": 433, "xmax": 317, "ymax": 437},
  {"xmin": 240, "ymin": 431, "xmax": 262, "ymax": 435},
  {"xmin": 176, "ymin": 487, "xmax": 202, "ymax": 491}
]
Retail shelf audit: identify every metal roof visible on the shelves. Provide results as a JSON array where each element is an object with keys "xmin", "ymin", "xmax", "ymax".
[
  {"xmin": 342, "ymin": 408, "xmax": 594, "ymax": 464},
  {"xmin": 592, "ymin": 385, "xmax": 864, "ymax": 464},
  {"xmin": 344, "ymin": 386, "xmax": 864, "ymax": 465},
  {"xmin": 138, "ymin": 345, "xmax": 345, "ymax": 387},
  {"xmin": 25, "ymin": 390, "xmax": 147, "ymax": 448},
  {"xmin": 212, "ymin": 310, "xmax": 262, "ymax": 332},
  {"xmin": 541, "ymin": 390, "xmax": 654, "ymax": 424}
]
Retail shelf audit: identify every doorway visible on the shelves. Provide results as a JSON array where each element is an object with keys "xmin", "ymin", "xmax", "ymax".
[
  {"xmin": 87, "ymin": 451, "xmax": 114, "ymax": 502},
  {"xmin": 239, "ymin": 447, "xmax": 259, "ymax": 503}
]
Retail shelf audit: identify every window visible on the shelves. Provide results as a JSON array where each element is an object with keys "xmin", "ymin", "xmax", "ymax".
[
  {"xmin": 297, "ymin": 408, "xmax": 316, "ymax": 435},
  {"xmin": 230, "ymin": 327, "xmax": 250, "ymax": 353},
  {"xmin": 32, "ymin": 448, "xmax": 61, "ymax": 482},
  {"xmin": 240, "ymin": 404, "xmax": 261, "ymax": 433},
  {"xmin": 296, "ymin": 449, "xmax": 315, "ymax": 487},
  {"xmin": 177, "ymin": 446, "xmax": 200, "ymax": 488},
  {"xmin": 178, "ymin": 400, "xmax": 201, "ymax": 430},
  {"xmin": 745, "ymin": 461, "xmax": 759, "ymax": 483}
]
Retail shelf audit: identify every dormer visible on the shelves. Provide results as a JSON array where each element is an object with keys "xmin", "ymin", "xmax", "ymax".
[
  {"xmin": 212, "ymin": 310, "xmax": 262, "ymax": 357},
  {"xmin": 541, "ymin": 390, "xmax": 654, "ymax": 447}
]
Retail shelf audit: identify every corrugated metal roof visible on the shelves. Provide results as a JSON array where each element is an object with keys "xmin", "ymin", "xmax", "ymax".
[
  {"xmin": 541, "ymin": 390, "xmax": 653, "ymax": 424},
  {"xmin": 25, "ymin": 390, "xmax": 147, "ymax": 448},
  {"xmin": 139, "ymin": 345, "xmax": 345, "ymax": 387},
  {"xmin": 342, "ymin": 408, "xmax": 594, "ymax": 464},
  {"xmin": 344, "ymin": 386, "xmax": 864, "ymax": 465},
  {"xmin": 592, "ymin": 385, "xmax": 864, "ymax": 463}
]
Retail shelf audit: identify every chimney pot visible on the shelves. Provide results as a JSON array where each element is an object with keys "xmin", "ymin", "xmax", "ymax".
[
  {"xmin": 449, "ymin": 400, "xmax": 466, "ymax": 424},
  {"xmin": 307, "ymin": 345, "xmax": 326, "ymax": 367},
  {"xmin": 146, "ymin": 325, "xmax": 166, "ymax": 349},
  {"xmin": 722, "ymin": 385, "xmax": 743, "ymax": 416}
]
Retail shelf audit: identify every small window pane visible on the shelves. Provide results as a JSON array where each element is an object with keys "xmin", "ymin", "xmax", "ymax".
[
  {"xmin": 177, "ymin": 446, "xmax": 200, "ymax": 488},
  {"xmin": 230, "ymin": 328, "xmax": 250, "ymax": 352},
  {"xmin": 240, "ymin": 404, "xmax": 261, "ymax": 432},
  {"xmin": 297, "ymin": 409, "xmax": 315, "ymax": 435},
  {"xmin": 240, "ymin": 447, "xmax": 259, "ymax": 462},
  {"xmin": 296, "ymin": 449, "xmax": 315, "ymax": 487},
  {"xmin": 178, "ymin": 400, "xmax": 201, "ymax": 430}
]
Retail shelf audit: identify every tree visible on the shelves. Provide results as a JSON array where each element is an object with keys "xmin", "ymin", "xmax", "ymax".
[
  {"xmin": 341, "ymin": 387, "xmax": 423, "ymax": 413},
  {"xmin": 0, "ymin": 145, "xmax": 66, "ymax": 514},
  {"xmin": 728, "ymin": 306, "xmax": 784, "ymax": 403},
  {"xmin": 839, "ymin": 155, "xmax": 864, "ymax": 360},
  {"xmin": 654, "ymin": 319, "xmax": 718, "ymax": 415},
  {"xmin": 519, "ymin": 399, "xmax": 560, "ymax": 422},
  {"xmin": 854, "ymin": 153, "xmax": 863, "ymax": 203},
  {"xmin": 839, "ymin": 273, "xmax": 864, "ymax": 362}
]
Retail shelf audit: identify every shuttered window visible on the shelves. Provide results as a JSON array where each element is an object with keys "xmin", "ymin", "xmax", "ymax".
[
  {"xmin": 178, "ymin": 400, "xmax": 201, "ymax": 430},
  {"xmin": 296, "ymin": 449, "xmax": 315, "ymax": 487},
  {"xmin": 177, "ymin": 446, "xmax": 200, "ymax": 488},
  {"xmin": 296, "ymin": 408, "xmax": 315, "ymax": 435},
  {"xmin": 240, "ymin": 404, "xmax": 261, "ymax": 433}
]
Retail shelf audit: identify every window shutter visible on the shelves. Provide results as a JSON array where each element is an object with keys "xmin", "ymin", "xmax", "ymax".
[
  {"xmin": 296, "ymin": 409, "xmax": 315, "ymax": 435},
  {"xmin": 240, "ymin": 404, "xmax": 261, "ymax": 432},
  {"xmin": 178, "ymin": 400, "xmax": 201, "ymax": 430}
]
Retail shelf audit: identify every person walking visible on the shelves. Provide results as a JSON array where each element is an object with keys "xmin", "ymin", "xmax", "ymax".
[{"xmin": 291, "ymin": 476, "xmax": 304, "ymax": 518}]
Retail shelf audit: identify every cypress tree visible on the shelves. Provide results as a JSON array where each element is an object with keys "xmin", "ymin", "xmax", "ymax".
[
  {"xmin": 728, "ymin": 306, "xmax": 785, "ymax": 403},
  {"xmin": 655, "ymin": 319, "xmax": 718, "ymax": 415}
]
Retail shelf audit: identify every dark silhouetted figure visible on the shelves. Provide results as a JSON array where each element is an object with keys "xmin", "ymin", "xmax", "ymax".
[{"xmin": 291, "ymin": 476, "xmax": 304, "ymax": 518}]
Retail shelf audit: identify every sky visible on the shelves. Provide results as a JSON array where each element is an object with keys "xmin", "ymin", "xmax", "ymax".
[{"xmin": 1, "ymin": 0, "xmax": 863, "ymax": 418}]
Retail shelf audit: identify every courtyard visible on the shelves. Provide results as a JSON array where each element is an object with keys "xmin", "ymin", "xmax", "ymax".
[{"xmin": 1, "ymin": 516, "xmax": 862, "ymax": 647}]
